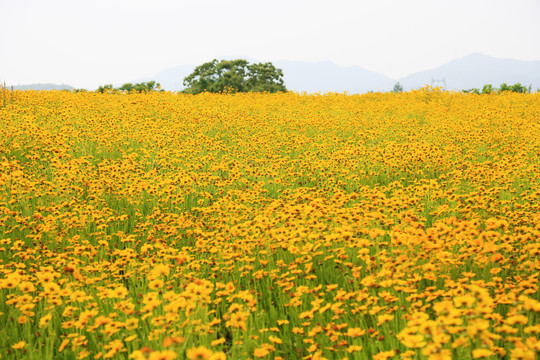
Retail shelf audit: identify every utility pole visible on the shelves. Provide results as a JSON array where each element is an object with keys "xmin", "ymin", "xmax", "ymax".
[{"xmin": 431, "ymin": 77, "xmax": 446, "ymax": 90}]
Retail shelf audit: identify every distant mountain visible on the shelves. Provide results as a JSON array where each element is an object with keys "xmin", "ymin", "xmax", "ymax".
[
  {"xmin": 14, "ymin": 54, "xmax": 537, "ymax": 93},
  {"xmin": 398, "ymin": 53, "xmax": 540, "ymax": 91},
  {"xmin": 127, "ymin": 64, "xmax": 196, "ymax": 92},
  {"xmin": 12, "ymin": 83, "xmax": 73, "ymax": 91},
  {"xmin": 274, "ymin": 60, "xmax": 394, "ymax": 93},
  {"xmin": 139, "ymin": 54, "xmax": 538, "ymax": 94},
  {"xmin": 137, "ymin": 60, "xmax": 394, "ymax": 93}
]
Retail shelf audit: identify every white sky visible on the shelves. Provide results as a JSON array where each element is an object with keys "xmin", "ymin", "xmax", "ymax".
[{"xmin": 1, "ymin": 0, "xmax": 539, "ymax": 89}]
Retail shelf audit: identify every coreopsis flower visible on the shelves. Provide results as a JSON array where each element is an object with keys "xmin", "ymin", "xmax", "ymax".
[
  {"xmin": 12, "ymin": 341, "xmax": 26, "ymax": 349},
  {"xmin": 472, "ymin": 348, "xmax": 494, "ymax": 358},
  {"xmin": 148, "ymin": 350, "xmax": 178, "ymax": 360},
  {"xmin": 268, "ymin": 336, "xmax": 282, "ymax": 344},
  {"xmin": 373, "ymin": 350, "xmax": 396, "ymax": 360},
  {"xmin": 346, "ymin": 327, "xmax": 366, "ymax": 337},
  {"xmin": 186, "ymin": 346, "xmax": 213, "ymax": 360},
  {"xmin": 59, "ymin": 339, "xmax": 70, "ymax": 352}
]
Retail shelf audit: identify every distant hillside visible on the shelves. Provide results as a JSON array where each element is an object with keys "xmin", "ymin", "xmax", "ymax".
[
  {"xmin": 133, "ymin": 54, "xmax": 539, "ymax": 94},
  {"xmin": 134, "ymin": 61, "xmax": 394, "ymax": 93},
  {"xmin": 128, "ymin": 65, "xmax": 196, "ymax": 92},
  {"xmin": 12, "ymin": 83, "xmax": 74, "ymax": 91},
  {"xmin": 398, "ymin": 53, "xmax": 540, "ymax": 91},
  {"xmin": 12, "ymin": 54, "xmax": 538, "ymax": 93},
  {"xmin": 274, "ymin": 60, "xmax": 394, "ymax": 93}
]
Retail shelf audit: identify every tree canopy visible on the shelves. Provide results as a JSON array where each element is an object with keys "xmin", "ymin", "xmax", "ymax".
[
  {"xmin": 462, "ymin": 83, "xmax": 531, "ymax": 94},
  {"xmin": 96, "ymin": 81, "xmax": 161, "ymax": 94},
  {"xmin": 392, "ymin": 82, "xmax": 403, "ymax": 93},
  {"xmin": 182, "ymin": 59, "xmax": 287, "ymax": 94}
]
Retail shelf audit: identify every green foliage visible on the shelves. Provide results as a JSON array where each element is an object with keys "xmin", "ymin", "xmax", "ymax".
[
  {"xmin": 499, "ymin": 82, "xmax": 531, "ymax": 93},
  {"xmin": 96, "ymin": 81, "xmax": 161, "ymax": 94},
  {"xmin": 96, "ymin": 84, "xmax": 114, "ymax": 93},
  {"xmin": 463, "ymin": 83, "xmax": 532, "ymax": 94},
  {"xmin": 392, "ymin": 82, "xmax": 403, "ymax": 93},
  {"xmin": 182, "ymin": 59, "xmax": 287, "ymax": 94},
  {"xmin": 118, "ymin": 83, "xmax": 134, "ymax": 92},
  {"xmin": 119, "ymin": 81, "xmax": 161, "ymax": 93},
  {"xmin": 481, "ymin": 84, "xmax": 494, "ymax": 94},
  {"xmin": 462, "ymin": 88, "xmax": 480, "ymax": 95},
  {"xmin": 245, "ymin": 62, "xmax": 287, "ymax": 93}
]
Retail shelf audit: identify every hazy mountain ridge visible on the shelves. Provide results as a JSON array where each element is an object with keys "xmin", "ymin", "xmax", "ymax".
[
  {"xmin": 11, "ymin": 54, "xmax": 540, "ymax": 93},
  {"xmin": 11, "ymin": 83, "xmax": 74, "ymax": 91},
  {"xmin": 274, "ymin": 60, "xmax": 394, "ymax": 93},
  {"xmin": 132, "ymin": 53, "xmax": 540, "ymax": 93},
  {"xmin": 127, "ymin": 64, "xmax": 198, "ymax": 92},
  {"xmin": 398, "ymin": 53, "xmax": 540, "ymax": 91}
]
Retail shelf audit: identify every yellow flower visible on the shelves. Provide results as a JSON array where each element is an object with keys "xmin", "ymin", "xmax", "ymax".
[
  {"xmin": 346, "ymin": 345, "xmax": 363, "ymax": 353},
  {"xmin": 268, "ymin": 336, "xmax": 282, "ymax": 344},
  {"xmin": 124, "ymin": 318, "xmax": 139, "ymax": 331},
  {"xmin": 18, "ymin": 281, "xmax": 36, "ymax": 293},
  {"xmin": 373, "ymin": 350, "xmax": 396, "ymax": 360},
  {"xmin": 426, "ymin": 349, "xmax": 452, "ymax": 360},
  {"xmin": 150, "ymin": 263, "xmax": 170, "ymax": 278},
  {"xmin": 472, "ymin": 349, "xmax": 493, "ymax": 358},
  {"xmin": 399, "ymin": 333, "xmax": 426, "ymax": 349},
  {"xmin": 506, "ymin": 314, "xmax": 528, "ymax": 326},
  {"xmin": 377, "ymin": 314, "xmax": 394, "ymax": 326},
  {"xmin": 109, "ymin": 286, "xmax": 128, "ymax": 299},
  {"xmin": 211, "ymin": 338, "xmax": 226, "ymax": 346},
  {"xmin": 453, "ymin": 294, "xmax": 476, "ymax": 308},
  {"xmin": 59, "ymin": 339, "xmax": 70, "ymax": 352},
  {"xmin": 187, "ymin": 346, "xmax": 213, "ymax": 360},
  {"xmin": 510, "ymin": 347, "xmax": 536, "ymax": 360},
  {"xmin": 129, "ymin": 351, "xmax": 146, "ymax": 360},
  {"xmin": 209, "ymin": 353, "xmax": 226, "ymax": 360},
  {"xmin": 148, "ymin": 350, "xmax": 178, "ymax": 360},
  {"xmin": 162, "ymin": 337, "xmax": 184, "ymax": 347},
  {"xmin": 148, "ymin": 279, "xmax": 164, "ymax": 290},
  {"xmin": 253, "ymin": 347, "xmax": 270, "ymax": 358},
  {"xmin": 104, "ymin": 340, "xmax": 124, "ymax": 359},
  {"xmin": 78, "ymin": 350, "xmax": 90, "ymax": 359},
  {"xmin": 225, "ymin": 282, "xmax": 235, "ymax": 292},
  {"xmin": 12, "ymin": 341, "xmax": 26, "ymax": 349},
  {"xmin": 346, "ymin": 327, "xmax": 366, "ymax": 337}
]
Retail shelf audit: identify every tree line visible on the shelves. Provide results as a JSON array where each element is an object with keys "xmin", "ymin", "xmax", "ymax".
[
  {"xmin": 462, "ymin": 83, "xmax": 532, "ymax": 94},
  {"xmin": 95, "ymin": 81, "xmax": 162, "ymax": 94},
  {"xmin": 94, "ymin": 59, "xmax": 287, "ymax": 95},
  {"xmin": 92, "ymin": 59, "xmax": 536, "ymax": 95},
  {"xmin": 391, "ymin": 82, "xmax": 534, "ymax": 94}
]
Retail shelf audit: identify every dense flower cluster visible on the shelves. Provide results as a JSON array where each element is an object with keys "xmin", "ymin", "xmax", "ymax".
[{"xmin": 0, "ymin": 89, "xmax": 539, "ymax": 359}]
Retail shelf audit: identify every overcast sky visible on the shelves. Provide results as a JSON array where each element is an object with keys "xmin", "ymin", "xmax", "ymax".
[{"xmin": 1, "ymin": 0, "xmax": 539, "ymax": 89}]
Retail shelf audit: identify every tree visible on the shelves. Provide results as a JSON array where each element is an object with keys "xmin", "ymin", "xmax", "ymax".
[
  {"xmin": 392, "ymin": 82, "xmax": 403, "ymax": 93},
  {"xmin": 481, "ymin": 84, "xmax": 494, "ymax": 94},
  {"xmin": 462, "ymin": 83, "xmax": 531, "ymax": 94},
  {"xmin": 462, "ymin": 88, "xmax": 480, "ymax": 94},
  {"xmin": 245, "ymin": 62, "xmax": 287, "ymax": 93},
  {"xmin": 133, "ymin": 81, "xmax": 161, "ymax": 93},
  {"xmin": 497, "ymin": 83, "xmax": 529, "ymax": 94},
  {"xmin": 96, "ymin": 81, "xmax": 161, "ymax": 93},
  {"xmin": 96, "ymin": 84, "xmax": 114, "ymax": 93},
  {"xmin": 117, "ymin": 81, "xmax": 161, "ymax": 93},
  {"xmin": 182, "ymin": 59, "xmax": 286, "ymax": 94}
]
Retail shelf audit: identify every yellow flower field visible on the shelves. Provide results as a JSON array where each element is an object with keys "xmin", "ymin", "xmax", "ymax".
[{"xmin": 0, "ymin": 89, "xmax": 539, "ymax": 359}]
